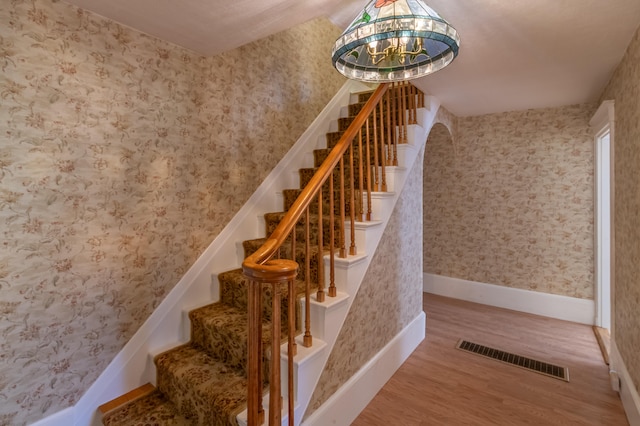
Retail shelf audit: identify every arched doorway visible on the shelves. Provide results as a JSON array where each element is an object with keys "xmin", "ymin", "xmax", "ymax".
[{"xmin": 423, "ymin": 123, "xmax": 455, "ymax": 280}]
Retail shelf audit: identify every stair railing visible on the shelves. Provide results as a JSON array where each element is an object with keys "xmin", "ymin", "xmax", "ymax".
[{"xmin": 242, "ymin": 81, "xmax": 423, "ymax": 426}]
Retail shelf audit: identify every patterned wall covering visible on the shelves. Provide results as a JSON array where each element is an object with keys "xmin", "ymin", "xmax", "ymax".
[
  {"xmin": 424, "ymin": 104, "xmax": 596, "ymax": 299},
  {"xmin": 0, "ymin": 0, "xmax": 344, "ymax": 423},
  {"xmin": 305, "ymin": 144, "xmax": 425, "ymax": 417},
  {"xmin": 599, "ymin": 24, "xmax": 640, "ymax": 398}
]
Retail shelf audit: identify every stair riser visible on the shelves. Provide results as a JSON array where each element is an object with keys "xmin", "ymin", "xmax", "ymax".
[
  {"xmin": 283, "ymin": 188, "xmax": 359, "ymax": 218},
  {"xmin": 265, "ymin": 216, "xmax": 344, "ymax": 252}
]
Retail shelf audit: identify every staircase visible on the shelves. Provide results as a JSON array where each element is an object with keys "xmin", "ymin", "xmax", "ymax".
[{"xmin": 96, "ymin": 82, "xmax": 436, "ymax": 426}]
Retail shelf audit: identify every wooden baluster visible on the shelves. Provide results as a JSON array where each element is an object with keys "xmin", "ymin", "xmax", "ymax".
[
  {"xmin": 365, "ymin": 117, "xmax": 373, "ymax": 221},
  {"xmin": 392, "ymin": 83, "xmax": 399, "ymax": 165},
  {"xmin": 316, "ymin": 190, "xmax": 325, "ymax": 303},
  {"xmin": 396, "ymin": 83, "xmax": 402, "ymax": 143},
  {"xmin": 409, "ymin": 84, "xmax": 416, "ymax": 124},
  {"xmin": 287, "ymin": 277, "xmax": 295, "ymax": 426},
  {"xmin": 419, "ymin": 88, "xmax": 425, "ymax": 108},
  {"xmin": 303, "ymin": 208, "xmax": 312, "ymax": 347},
  {"xmin": 379, "ymin": 100, "xmax": 387, "ymax": 192},
  {"xmin": 357, "ymin": 128, "xmax": 364, "ymax": 222},
  {"xmin": 393, "ymin": 82, "xmax": 398, "ymax": 135},
  {"xmin": 247, "ymin": 280, "xmax": 264, "ymax": 426},
  {"xmin": 401, "ymin": 82, "xmax": 408, "ymax": 143},
  {"xmin": 385, "ymin": 89, "xmax": 395, "ymax": 167},
  {"xmin": 349, "ymin": 142, "xmax": 357, "ymax": 256},
  {"xmin": 269, "ymin": 282, "xmax": 282, "ymax": 426},
  {"xmin": 373, "ymin": 102, "xmax": 380, "ymax": 192},
  {"xmin": 339, "ymin": 156, "xmax": 347, "ymax": 259},
  {"xmin": 289, "ymin": 228, "xmax": 297, "ymax": 356},
  {"xmin": 328, "ymin": 171, "xmax": 336, "ymax": 298}
]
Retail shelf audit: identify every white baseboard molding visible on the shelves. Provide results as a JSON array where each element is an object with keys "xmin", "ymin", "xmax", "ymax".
[
  {"xmin": 302, "ymin": 311, "xmax": 426, "ymax": 426},
  {"xmin": 29, "ymin": 407, "xmax": 75, "ymax": 426},
  {"xmin": 611, "ymin": 340, "xmax": 640, "ymax": 426},
  {"xmin": 423, "ymin": 273, "xmax": 595, "ymax": 325}
]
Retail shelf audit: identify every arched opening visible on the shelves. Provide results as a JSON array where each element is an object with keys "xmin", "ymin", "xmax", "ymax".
[{"xmin": 423, "ymin": 123, "xmax": 455, "ymax": 278}]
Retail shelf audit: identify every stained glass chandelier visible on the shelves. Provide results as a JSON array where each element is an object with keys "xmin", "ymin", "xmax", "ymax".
[{"xmin": 332, "ymin": 0, "xmax": 460, "ymax": 82}]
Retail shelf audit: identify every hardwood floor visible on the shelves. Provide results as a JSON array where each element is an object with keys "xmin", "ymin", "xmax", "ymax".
[{"xmin": 352, "ymin": 294, "xmax": 628, "ymax": 426}]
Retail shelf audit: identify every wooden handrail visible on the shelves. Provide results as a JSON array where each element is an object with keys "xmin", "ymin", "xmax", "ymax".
[
  {"xmin": 243, "ymin": 82, "xmax": 396, "ymax": 426},
  {"xmin": 242, "ymin": 82, "xmax": 390, "ymax": 280}
]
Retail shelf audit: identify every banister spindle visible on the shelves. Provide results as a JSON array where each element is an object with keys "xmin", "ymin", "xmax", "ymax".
[
  {"xmin": 385, "ymin": 89, "xmax": 395, "ymax": 167},
  {"xmin": 316, "ymin": 190, "xmax": 325, "ymax": 303},
  {"xmin": 378, "ymin": 100, "xmax": 387, "ymax": 192},
  {"xmin": 392, "ymin": 83, "xmax": 399, "ymax": 165},
  {"xmin": 409, "ymin": 83, "xmax": 416, "ymax": 124},
  {"xmin": 372, "ymin": 103, "xmax": 380, "ymax": 192},
  {"xmin": 247, "ymin": 280, "xmax": 264, "ymax": 426},
  {"xmin": 328, "ymin": 172, "xmax": 336, "ymax": 298},
  {"xmin": 401, "ymin": 82, "xmax": 408, "ymax": 143},
  {"xmin": 349, "ymin": 142, "xmax": 357, "ymax": 256},
  {"xmin": 396, "ymin": 83, "xmax": 403, "ymax": 144},
  {"xmin": 303, "ymin": 207, "xmax": 312, "ymax": 347},
  {"xmin": 339, "ymin": 157, "xmax": 347, "ymax": 259},
  {"xmin": 269, "ymin": 282, "xmax": 282, "ymax": 426},
  {"xmin": 365, "ymin": 117, "xmax": 372, "ymax": 221},
  {"xmin": 287, "ymin": 277, "xmax": 295, "ymax": 426},
  {"xmin": 357, "ymin": 128, "xmax": 364, "ymax": 222}
]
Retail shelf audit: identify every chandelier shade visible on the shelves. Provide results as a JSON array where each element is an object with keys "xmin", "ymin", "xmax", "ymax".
[{"xmin": 331, "ymin": 0, "xmax": 460, "ymax": 82}]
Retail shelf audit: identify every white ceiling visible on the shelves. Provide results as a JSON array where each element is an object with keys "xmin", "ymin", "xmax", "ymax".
[{"xmin": 64, "ymin": 0, "xmax": 640, "ymax": 117}]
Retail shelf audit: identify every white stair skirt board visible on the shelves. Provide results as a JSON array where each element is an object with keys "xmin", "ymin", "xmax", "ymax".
[
  {"xmin": 303, "ymin": 312, "xmax": 426, "ymax": 426},
  {"xmin": 610, "ymin": 340, "xmax": 640, "ymax": 425},
  {"xmin": 28, "ymin": 407, "xmax": 75, "ymax": 426},
  {"xmin": 423, "ymin": 273, "xmax": 595, "ymax": 325}
]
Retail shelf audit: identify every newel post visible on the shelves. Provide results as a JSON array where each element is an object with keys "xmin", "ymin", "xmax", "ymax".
[{"xmin": 244, "ymin": 258, "xmax": 299, "ymax": 426}]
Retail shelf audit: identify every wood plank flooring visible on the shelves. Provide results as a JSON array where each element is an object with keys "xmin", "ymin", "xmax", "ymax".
[{"xmin": 353, "ymin": 294, "xmax": 628, "ymax": 426}]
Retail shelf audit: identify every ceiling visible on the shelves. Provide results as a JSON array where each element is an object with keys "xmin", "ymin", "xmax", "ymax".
[{"xmin": 64, "ymin": 0, "xmax": 640, "ymax": 117}]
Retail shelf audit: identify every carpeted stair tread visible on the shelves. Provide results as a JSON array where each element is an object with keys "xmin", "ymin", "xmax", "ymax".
[
  {"xmin": 102, "ymin": 390, "xmax": 193, "ymax": 426},
  {"xmin": 189, "ymin": 303, "xmax": 273, "ymax": 374},
  {"xmin": 218, "ymin": 269, "xmax": 248, "ymax": 310},
  {"xmin": 218, "ymin": 270, "xmax": 308, "ymax": 321},
  {"xmin": 358, "ymin": 91, "xmax": 374, "ymax": 103},
  {"xmin": 264, "ymin": 211, "xmax": 344, "ymax": 252},
  {"xmin": 242, "ymin": 238, "xmax": 267, "ymax": 258},
  {"xmin": 348, "ymin": 101, "xmax": 367, "ymax": 116},
  {"xmin": 155, "ymin": 344, "xmax": 253, "ymax": 426}
]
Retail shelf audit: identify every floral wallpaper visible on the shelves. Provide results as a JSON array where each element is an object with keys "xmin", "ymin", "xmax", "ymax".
[
  {"xmin": 305, "ymin": 143, "xmax": 425, "ymax": 417},
  {"xmin": 424, "ymin": 104, "xmax": 596, "ymax": 299},
  {"xmin": 0, "ymin": 0, "xmax": 344, "ymax": 424},
  {"xmin": 599, "ymin": 23, "xmax": 640, "ymax": 399}
]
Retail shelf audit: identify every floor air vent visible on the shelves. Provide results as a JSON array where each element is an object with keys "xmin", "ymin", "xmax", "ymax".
[{"xmin": 456, "ymin": 339, "xmax": 569, "ymax": 382}]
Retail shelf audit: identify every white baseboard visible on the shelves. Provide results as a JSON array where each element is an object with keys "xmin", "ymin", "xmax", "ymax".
[
  {"xmin": 302, "ymin": 311, "xmax": 426, "ymax": 426},
  {"xmin": 28, "ymin": 407, "xmax": 75, "ymax": 426},
  {"xmin": 611, "ymin": 340, "xmax": 640, "ymax": 425},
  {"xmin": 423, "ymin": 273, "xmax": 595, "ymax": 325}
]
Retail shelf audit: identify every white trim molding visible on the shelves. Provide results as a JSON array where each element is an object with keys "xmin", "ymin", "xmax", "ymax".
[
  {"xmin": 302, "ymin": 312, "xmax": 426, "ymax": 426},
  {"xmin": 610, "ymin": 340, "xmax": 640, "ymax": 425},
  {"xmin": 590, "ymin": 100, "xmax": 616, "ymax": 330},
  {"xmin": 423, "ymin": 273, "xmax": 595, "ymax": 325}
]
